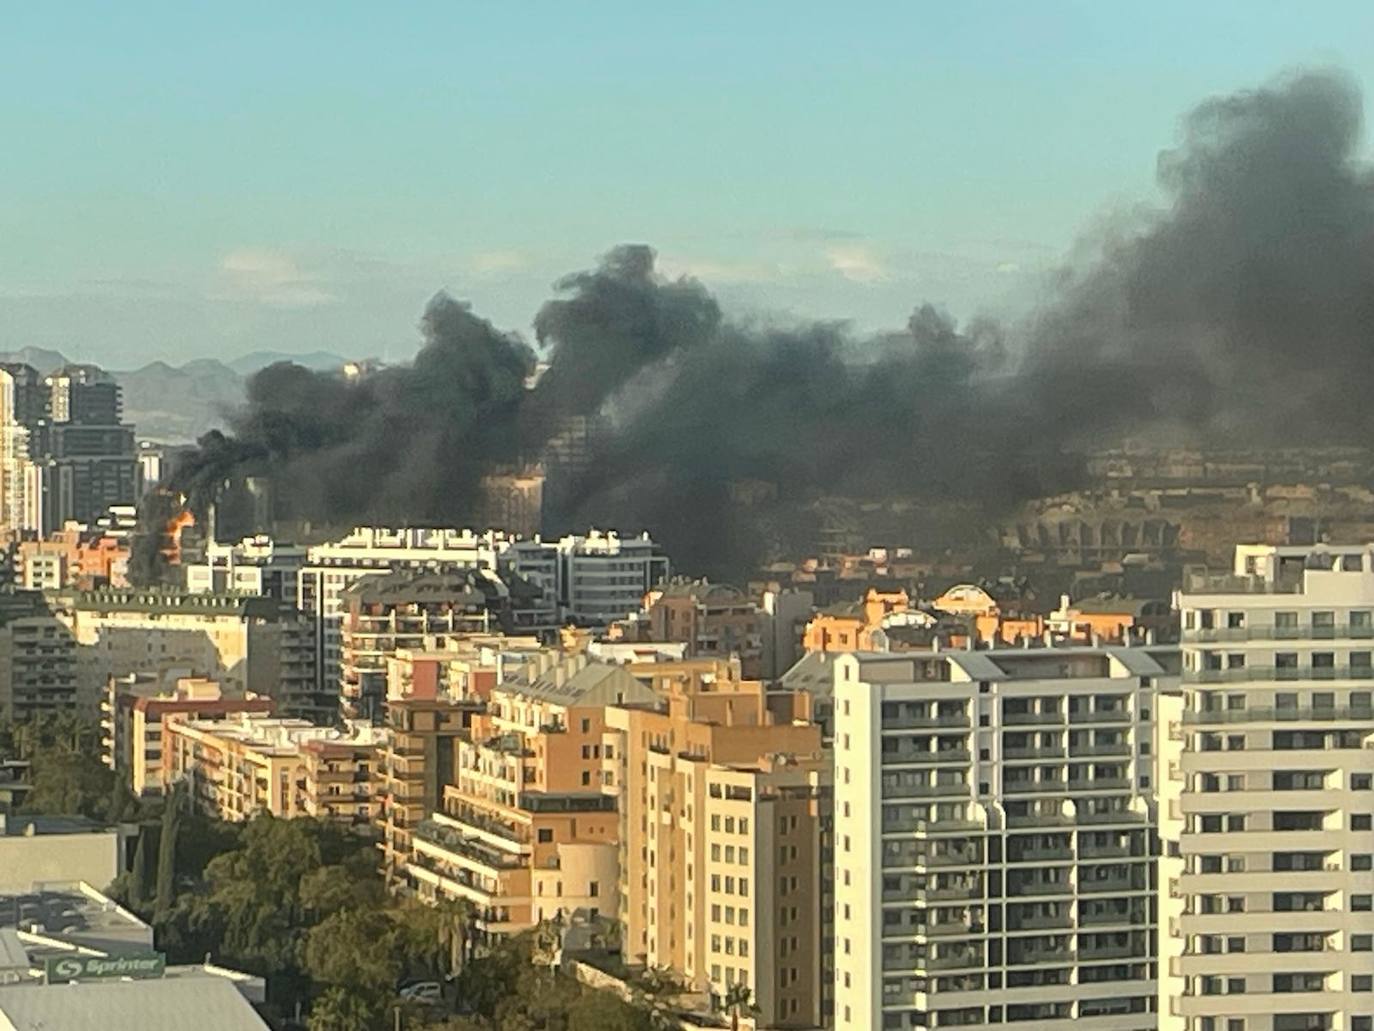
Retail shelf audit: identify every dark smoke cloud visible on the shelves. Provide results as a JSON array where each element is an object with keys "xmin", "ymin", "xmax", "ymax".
[
  {"xmin": 134, "ymin": 68, "xmax": 1374, "ymax": 582},
  {"xmin": 1024, "ymin": 69, "xmax": 1374, "ymax": 437}
]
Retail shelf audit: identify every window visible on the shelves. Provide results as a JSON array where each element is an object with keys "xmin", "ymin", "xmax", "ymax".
[
  {"xmin": 1354, "ymin": 773, "xmax": 1373, "ymax": 791},
  {"xmin": 1355, "ymin": 814, "xmax": 1373, "ymax": 831},
  {"xmin": 538, "ymin": 828, "xmax": 554, "ymax": 843}
]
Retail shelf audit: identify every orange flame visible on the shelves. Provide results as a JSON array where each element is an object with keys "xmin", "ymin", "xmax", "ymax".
[{"xmin": 161, "ymin": 509, "xmax": 196, "ymax": 565}]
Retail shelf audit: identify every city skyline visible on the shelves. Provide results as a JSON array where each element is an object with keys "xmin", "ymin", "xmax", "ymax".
[{"xmin": 4, "ymin": 3, "xmax": 1374, "ymax": 366}]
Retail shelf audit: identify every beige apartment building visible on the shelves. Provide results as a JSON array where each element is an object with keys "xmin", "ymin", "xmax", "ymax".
[
  {"xmin": 163, "ymin": 713, "xmax": 381, "ymax": 829},
  {"xmin": 102, "ymin": 673, "xmax": 274, "ymax": 795},
  {"xmin": 608, "ymin": 668, "xmax": 829, "ymax": 1028},
  {"xmin": 1161, "ymin": 543, "xmax": 1374, "ymax": 1031},
  {"xmin": 56, "ymin": 588, "xmax": 318, "ymax": 719},
  {"xmin": 403, "ymin": 657, "xmax": 657, "ymax": 937},
  {"xmin": 377, "ymin": 696, "xmax": 482, "ymax": 882}
]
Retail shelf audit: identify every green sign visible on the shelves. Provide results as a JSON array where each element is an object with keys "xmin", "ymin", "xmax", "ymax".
[{"xmin": 45, "ymin": 952, "xmax": 166, "ymax": 983}]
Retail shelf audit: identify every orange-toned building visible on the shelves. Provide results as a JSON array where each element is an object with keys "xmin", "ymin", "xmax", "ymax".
[
  {"xmin": 634, "ymin": 580, "xmax": 765, "ymax": 677},
  {"xmin": 402, "ymin": 657, "xmax": 658, "ymax": 936},
  {"xmin": 801, "ymin": 586, "xmax": 910, "ymax": 653},
  {"xmin": 930, "ymin": 582, "xmax": 1045, "ymax": 645},
  {"xmin": 1047, "ymin": 593, "xmax": 1175, "ymax": 644},
  {"xmin": 18, "ymin": 528, "xmax": 129, "ymax": 591},
  {"xmin": 606, "ymin": 664, "xmax": 829, "ymax": 1028}
]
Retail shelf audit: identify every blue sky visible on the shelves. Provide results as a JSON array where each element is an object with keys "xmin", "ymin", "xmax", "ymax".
[{"xmin": 2, "ymin": 2, "xmax": 1371, "ymax": 367}]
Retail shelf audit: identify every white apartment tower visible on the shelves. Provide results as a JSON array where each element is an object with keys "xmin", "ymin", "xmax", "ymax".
[
  {"xmin": 1162, "ymin": 543, "xmax": 1374, "ymax": 1031},
  {"xmin": 833, "ymin": 642, "xmax": 1178, "ymax": 1031}
]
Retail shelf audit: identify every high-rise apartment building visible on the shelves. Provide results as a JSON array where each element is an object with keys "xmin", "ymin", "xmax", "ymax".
[
  {"xmin": 502, "ymin": 531, "xmax": 669, "ymax": 631},
  {"xmin": 832, "ymin": 643, "xmax": 1178, "ymax": 1031},
  {"xmin": 33, "ymin": 365, "xmax": 140, "ymax": 534},
  {"xmin": 186, "ymin": 536, "xmax": 308, "ymax": 605},
  {"xmin": 607, "ymin": 667, "xmax": 829, "ymax": 1028},
  {"xmin": 1161, "ymin": 543, "xmax": 1374, "ymax": 1031},
  {"xmin": 377, "ymin": 696, "xmax": 482, "ymax": 884},
  {"xmin": 0, "ymin": 364, "xmax": 46, "ymax": 535},
  {"xmin": 0, "ymin": 362, "xmax": 140, "ymax": 535},
  {"xmin": 0, "ymin": 587, "xmax": 77, "ymax": 722},
  {"xmin": 56, "ymin": 587, "xmax": 318, "ymax": 718},
  {"xmin": 339, "ymin": 569, "xmax": 515, "ymax": 720},
  {"xmin": 403, "ymin": 658, "xmax": 657, "ymax": 938},
  {"xmin": 297, "ymin": 527, "xmax": 517, "ymax": 700}
]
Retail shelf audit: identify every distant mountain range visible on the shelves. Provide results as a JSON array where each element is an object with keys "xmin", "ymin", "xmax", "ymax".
[{"xmin": 0, "ymin": 347, "xmax": 347, "ymax": 443}]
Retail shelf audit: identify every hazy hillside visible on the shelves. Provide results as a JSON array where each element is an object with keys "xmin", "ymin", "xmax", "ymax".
[
  {"xmin": 116, "ymin": 359, "xmax": 246, "ymax": 442},
  {"xmin": 228, "ymin": 350, "xmax": 346, "ymax": 376}
]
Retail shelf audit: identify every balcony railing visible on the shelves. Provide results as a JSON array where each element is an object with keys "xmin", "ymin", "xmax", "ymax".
[
  {"xmin": 1189, "ymin": 665, "xmax": 1374, "ymax": 685},
  {"xmin": 1185, "ymin": 623, "xmax": 1374, "ymax": 642},
  {"xmin": 1184, "ymin": 704, "xmax": 1374, "ymax": 724}
]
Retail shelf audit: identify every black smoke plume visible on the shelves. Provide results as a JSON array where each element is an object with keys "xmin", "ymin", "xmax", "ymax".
[{"xmin": 132, "ymin": 69, "xmax": 1374, "ymax": 582}]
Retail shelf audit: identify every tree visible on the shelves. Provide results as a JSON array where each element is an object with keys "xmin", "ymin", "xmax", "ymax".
[
  {"xmin": 304, "ymin": 908, "xmax": 401, "ymax": 998},
  {"xmin": 567, "ymin": 991, "xmax": 650, "ymax": 1031},
  {"xmin": 155, "ymin": 780, "xmax": 185, "ymax": 916},
  {"xmin": 125, "ymin": 826, "xmax": 150, "ymax": 912},
  {"xmin": 307, "ymin": 985, "xmax": 383, "ymax": 1031}
]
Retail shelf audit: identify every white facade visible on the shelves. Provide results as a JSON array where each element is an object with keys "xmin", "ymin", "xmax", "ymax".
[
  {"xmin": 833, "ymin": 644, "xmax": 1176, "ymax": 1031},
  {"xmin": 297, "ymin": 527, "xmax": 515, "ymax": 701},
  {"xmin": 186, "ymin": 536, "xmax": 308, "ymax": 606},
  {"xmin": 1162, "ymin": 543, "xmax": 1374, "ymax": 1031},
  {"xmin": 502, "ymin": 530, "xmax": 668, "ymax": 629}
]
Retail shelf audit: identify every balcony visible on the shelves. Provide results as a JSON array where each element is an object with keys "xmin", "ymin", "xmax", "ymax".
[
  {"xmin": 882, "ymin": 713, "xmax": 972, "ymax": 731},
  {"xmin": 1069, "ymin": 743, "xmax": 1131, "ymax": 757},
  {"xmin": 882, "ymin": 750, "xmax": 972, "ymax": 766},
  {"xmin": 1069, "ymin": 710, "xmax": 1132, "ymax": 724},
  {"xmin": 1184, "ymin": 703, "xmax": 1374, "ymax": 723},
  {"xmin": 1003, "ymin": 746, "xmax": 1067, "ymax": 761},
  {"xmin": 1004, "ymin": 711, "xmax": 1063, "ymax": 726},
  {"xmin": 1007, "ymin": 879, "xmax": 1073, "ymax": 898}
]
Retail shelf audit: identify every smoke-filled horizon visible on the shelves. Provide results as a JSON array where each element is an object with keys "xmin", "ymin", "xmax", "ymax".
[{"xmin": 134, "ymin": 69, "xmax": 1374, "ymax": 582}]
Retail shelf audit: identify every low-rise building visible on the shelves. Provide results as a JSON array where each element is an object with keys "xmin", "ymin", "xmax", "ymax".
[
  {"xmin": 0, "ymin": 880, "xmax": 266, "ymax": 1030},
  {"xmin": 102, "ymin": 673, "xmax": 274, "ymax": 796},
  {"xmin": 0, "ymin": 814, "xmax": 126, "ymax": 893},
  {"xmin": 163, "ymin": 714, "xmax": 381, "ymax": 829},
  {"xmin": 803, "ymin": 587, "xmax": 913, "ymax": 654}
]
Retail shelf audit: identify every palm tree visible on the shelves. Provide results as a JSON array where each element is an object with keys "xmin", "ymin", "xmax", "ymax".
[{"xmin": 716, "ymin": 982, "xmax": 757, "ymax": 1031}]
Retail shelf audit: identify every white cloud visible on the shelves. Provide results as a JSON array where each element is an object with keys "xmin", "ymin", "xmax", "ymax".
[
  {"xmin": 467, "ymin": 250, "xmax": 528, "ymax": 275},
  {"xmin": 825, "ymin": 244, "xmax": 887, "ymax": 283},
  {"xmin": 219, "ymin": 248, "xmax": 337, "ymax": 307}
]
